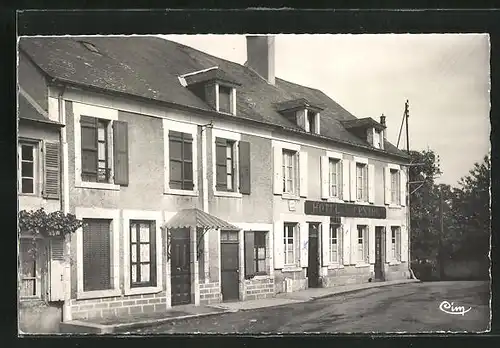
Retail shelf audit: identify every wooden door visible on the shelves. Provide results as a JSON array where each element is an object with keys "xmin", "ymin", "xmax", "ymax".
[
  {"xmin": 374, "ymin": 227, "xmax": 385, "ymax": 281},
  {"xmin": 307, "ymin": 223, "xmax": 320, "ymax": 288},
  {"xmin": 170, "ymin": 228, "xmax": 191, "ymax": 306},
  {"xmin": 221, "ymin": 231, "xmax": 240, "ymax": 302}
]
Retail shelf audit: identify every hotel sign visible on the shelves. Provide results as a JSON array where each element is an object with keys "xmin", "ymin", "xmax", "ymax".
[{"xmin": 304, "ymin": 200, "xmax": 387, "ymax": 219}]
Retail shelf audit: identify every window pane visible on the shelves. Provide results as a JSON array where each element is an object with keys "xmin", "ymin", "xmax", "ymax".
[
  {"xmin": 287, "ymin": 251, "xmax": 294, "ymax": 263},
  {"xmin": 170, "ymin": 161, "xmax": 182, "ymax": 181},
  {"xmin": 139, "ymin": 224, "xmax": 150, "ymax": 242},
  {"xmin": 131, "ymin": 245, "xmax": 137, "ymax": 262},
  {"xmin": 226, "ymin": 145, "xmax": 232, "ymax": 158},
  {"xmin": 20, "ymin": 280, "xmax": 36, "ymax": 297},
  {"xmin": 21, "ymin": 145, "xmax": 33, "ymax": 160},
  {"xmin": 257, "ymin": 260, "xmax": 266, "ymax": 272},
  {"xmin": 169, "ymin": 140, "xmax": 182, "ymax": 159},
  {"xmin": 226, "ymin": 159, "xmax": 232, "ymax": 171},
  {"xmin": 227, "ymin": 174, "xmax": 233, "ymax": 190},
  {"xmin": 22, "ymin": 158, "xmax": 34, "ymax": 177},
  {"xmin": 98, "ymin": 142, "xmax": 106, "ymax": 160},
  {"xmin": 140, "ymin": 264, "xmax": 150, "ymax": 282},
  {"xmin": 183, "ymin": 162, "xmax": 193, "ymax": 181},
  {"xmin": 140, "ymin": 244, "xmax": 150, "ymax": 262},
  {"xmin": 257, "ymin": 247, "xmax": 265, "ymax": 259},
  {"xmin": 97, "ymin": 126, "xmax": 105, "ymax": 141},
  {"xmin": 82, "ymin": 150, "xmax": 97, "ymax": 172},
  {"xmin": 22, "ymin": 179, "xmax": 34, "ymax": 194},
  {"xmin": 131, "ymin": 265, "xmax": 137, "ymax": 283}
]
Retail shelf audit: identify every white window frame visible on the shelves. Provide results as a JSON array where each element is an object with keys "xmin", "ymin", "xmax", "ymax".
[
  {"xmin": 390, "ymin": 169, "xmax": 401, "ymax": 205},
  {"xmin": 123, "ymin": 210, "xmax": 163, "ymax": 296},
  {"xmin": 329, "ymin": 224, "xmax": 342, "ymax": 264},
  {"xmin": 73, "ymin": 102, "xmax": 120, "ymax": 191},
  {"xmin": 212, "ymin": 128, "xmax": 242, "ymax": 198},
  {"xmin": 388, "ymin": 163, "xmax": 401, "ymax": 207},
  {"xmin": 356, "ymin": 225, "xmax": 369, "ymax": 264},
  {"xmin": 163, "ymin": 119, "xmax": 199, "ymax": 197},
  {"xmin": 304, "ymin": 109, "xmax": 321, "ymax": 135},
  {"xmin": 391, "ymin": 226, "xmax": 402, "ymax": 263},
  {"xmin": 18, "ymin": 237, "xmax": 43, "ymax": 300},
  {"xmin": 355, "ymin": 158, "xmax": 369, "ymax": 203},
  {"xmin": 75, "ymin": 207, "xmax": 121, "ymax": 299},
  {"xmin": 282, "ymin": 149, "xmax": 298, "ymax": 197},
  {"xmin": 283, "ymin": 222, "xmax": 298, "ymax": 266},
  {"xmin": 18, "ymin": 139, "xmax": 40, "ymax": 196},
  {"xmin": 215, "ymin": 83, "xmax": 237, "ymax": 116}
]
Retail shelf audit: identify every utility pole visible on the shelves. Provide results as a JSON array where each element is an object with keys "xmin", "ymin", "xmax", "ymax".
[
  {"xmin": 403, "ymin": 100, "xmax": 413, "ymax": 276},
  {"xmin": 438, "ymin": 185, "xmax": 444, "ymax": 279}
]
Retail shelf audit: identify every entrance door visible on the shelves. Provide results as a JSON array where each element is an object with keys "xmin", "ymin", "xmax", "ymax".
[
  {"xmin": 221, "ymin": 231, "xmax": 240, "ymax": 301},
  {"xmin": 374, "ymin": 227, "xmax": 385, "ymax": 281},
  {"xmin": 170, "ymin": 228, "xmax": 191, "ymax": 306},
  {"xmin": 307, "ymin": 223, "xmax": 320, "ymax": 288}
]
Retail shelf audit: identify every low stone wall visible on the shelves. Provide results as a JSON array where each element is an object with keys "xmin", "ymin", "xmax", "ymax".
[
  {"xmin": 244, "ymin": 276, "xmax": 274, "ymax": 300},
  {"xmin": 384, "ymin": 263, "xmax": 410, "ymax": 281},
  {"xmin": 199, "ymin": 282, "xmax": 222, "ymax": 305},
  {"xmin": 274, "ymin": 268, "xmax": 307, "ymax": 294},
  {"xmin": 18, "ymin": 301, "xmax": 62, "ymax": 334},
  {"xmin": 70, "ymin": 291, "xmax": 168, "ymax": 321},
  {"xmin": 321, "ymin": 266, "xmax": 373, "ymax": 287}
]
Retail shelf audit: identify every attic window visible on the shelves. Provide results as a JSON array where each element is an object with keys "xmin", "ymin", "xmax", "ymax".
[
  {"xmin": 305, "ymin": 110, "xmax": 320, "ymax": 134},
  {"xmin": 373, "ymin": 129, "xmax": 382, "ymax": 149},
  {"xmin": 217, "ymin": 84, "xmax": 236, "ymax": 115},
  {"xmin": 79, "ymin": 41, "xmax": 100, "ymax": 54}
]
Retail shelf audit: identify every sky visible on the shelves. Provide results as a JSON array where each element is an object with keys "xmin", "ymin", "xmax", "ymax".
[{"xmin": 163, "ymin": 34, "xmax": 491, "ymax": 187}]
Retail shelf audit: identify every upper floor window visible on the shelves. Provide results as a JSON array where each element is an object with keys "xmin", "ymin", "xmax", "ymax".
[
  {"xmin": 329, "ymin": 158, "xmax": 341, "ymax": 198},
  {"xmin": 218, "ymin": 85, "xmax": 232, "ymax": 114},
  {"xmin": 391, "ymin": 226, "xmax": 401, "ymax": 261},
  {"xmin": 374, "ymin": 130, "xmax": 382, "ymax": 149},
  {"xmin": 19, "ymin": 142, "xmax": 36, "ymax": 194},
  {"xmin": 391, "ymin": 169, "xmax": 401, "ymax": 205},
  {"xmin": 215, "ymin": 138, "xmax": 236, "ymax": 191},
  {"xmin": 305, "ymin": 110, "xmax": 320, "ymax": 134},
  {"xmin": 282, "ymin": 150, "xmax": 297, "ymax": 194},
  {"xmin": 283, "ymin": 223, "xmax": 298, "ymax": 266},
  {"xmin": 169, "ymin": 130, "xmax": 194, "ymax": 191},
  {"xmin": 356, "ymin": 163, "xmax": 368, "ymax": 201}
]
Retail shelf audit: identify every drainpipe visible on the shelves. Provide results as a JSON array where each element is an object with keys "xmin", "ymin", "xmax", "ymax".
[
  {"xmin": 200, "ymin": 122, "xmax": 212, "ymax": 284},
  {"xmin": 57, "ymin": 86, "xmax": 72, "ymax": 321}
]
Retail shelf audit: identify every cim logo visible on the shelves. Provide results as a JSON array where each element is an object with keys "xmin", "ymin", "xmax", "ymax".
[{"xmin": 439, "ymin": 301, "xmax": 472, "ymax": 316}]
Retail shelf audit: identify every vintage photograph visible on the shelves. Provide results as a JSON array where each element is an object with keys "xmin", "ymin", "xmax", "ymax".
[{"xmin": 17, "ymin": 34, "xmax": 490, "ymax": 334}]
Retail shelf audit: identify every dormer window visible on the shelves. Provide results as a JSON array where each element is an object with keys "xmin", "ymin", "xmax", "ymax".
[
  {"xmin": 373, "ymin": 129, "xmax": 382, "ymax": 149},
  {"xmin": 305, "ymin": 110, "xmax": 320, "ymax": 134},
  {"xmin": 217, "ymin": 85, "xmax": 234, "ymax": 114},
  {"xmin": 275, "ymin": 98, "xmax": 323, "ymax": 135},
  {"xmin": 341, "ymin": 117, "xmax": 386, "ymax": 150}
]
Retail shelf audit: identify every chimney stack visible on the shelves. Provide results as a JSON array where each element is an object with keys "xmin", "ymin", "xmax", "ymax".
[
  {"xmin": 246, "ymin": 35, "xmax": 275, "ymax": 85},
  {"xmin": 380, "ymin": 114, "xmax": 387, "ymax": 140}
]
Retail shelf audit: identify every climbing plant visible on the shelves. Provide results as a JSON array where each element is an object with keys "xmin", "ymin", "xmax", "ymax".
[{"xmin": 18, "ymin": 208, "xmax": 84, "ymax": 238}]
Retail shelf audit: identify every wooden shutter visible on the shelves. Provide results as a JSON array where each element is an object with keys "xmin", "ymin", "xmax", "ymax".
[
  {"xmin": 182, "ymin": 133, "xmax": 194, "ymax": 190},
  {"xmin": 80, "ymin": 116, "xmax": 98, "ymax": 180},
  {"xmin": 321, "ymin": 223, "xmax": 330, "ymax": 266},
  {"xmin": 384, "ymin": 167, "xmax": 391, "ymax": 205},
  {"xmin": 320, "ymin": 156, "xmax": 329, "ymax": 199},
  {"xmin": 343, "ymin": 224, "xmax": 351, "ymax": 265},
  {"xmin": 299, "ymin": 151, "xmax": 308, "ymax": 197},
  {"xmin": 239, "ymin": 141, "xmax": 251, "ymax": 195},
  {"xmin": 350, "ymin": 161, "xmax": 357, "ymax": 202},
  {"xmin": 83, "ymin": 219, "xmax": 111, "ymax": 292},
  {"xmin": 364, "ymin": 227, "xmax": 370, "ymax": 264},
  {"xmin": 113, "ymin": 121, "xmax": 129, "ymax": 186},
  {"xmin": 273, "ymin": 221, "xmax": 284, "ymax": 269},
  {"xmin": 369, "ymin": 225, "xmax": 375, "ymax": 264},
  {"xmin": 272, "ymin": 146, "xmax": 283, "ymax": 195},
  {"xmin": 400, "ymin": 169, "xmax": 407, "ymax": 206},
  {"xmin": 244, "ymin": 231, "xmax": 255, "ymax": 279},
  {"xmin": 49, "ymin": 238, "xmax": 65, "ymax": 301},
  {"xmin": 43, "ymin": 141, "xmax": 60, "ymax": 199},
  {"xmin": 215, "ymin": 137, "xmax": 227, "ymax": 190},
  {"xmin": 299, "ymin": 222, "xmax": 308, "ymax": 268},
  {"xmin": 150, "ymin": 221, "xmax": 157, "ymax": 286},
  {"xmin": 368, "ymin": 164, "xmax": 375, "ymax": 204},
  {"xmin": 342, "ymin": 159, "xmax": 350, "ymax": 201},
  {"xmin": 385, "ymin": 226, "xmax": 392, "ymax": 263},
  {"xmin": 400, "ymin": 226, "xmax": 408, "ymax": 262}
]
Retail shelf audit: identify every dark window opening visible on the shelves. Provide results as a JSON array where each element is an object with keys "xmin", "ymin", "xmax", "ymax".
[
  {"xmin": 169, "ymin": 131, "xmax": 194, "ymax": 190},
  {"xmin": 218, "ymin": 86, "xmax": 232, "ymax": 114}
]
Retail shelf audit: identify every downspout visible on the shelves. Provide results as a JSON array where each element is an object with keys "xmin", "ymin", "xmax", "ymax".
[
  {"xmin": 57, "ymin": 86, "xmax": 72, "ymax": 321},
  {"xmin": 200, "ymin": 122, "xmax": 212, "ymax": 284}
]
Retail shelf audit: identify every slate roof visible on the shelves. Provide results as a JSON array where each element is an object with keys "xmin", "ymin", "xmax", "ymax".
[
  {"xmin": 18, "ymin": 93, "xmax": 63, "ymax": 126},
  {"xmin": 183, "ymin": 67, "xmax": 241, "ymax": 86},
  {"xmin": 342, "ymin": 117, "xmax": 386, "ymax": 131},
  {"xmin": 19, "ymin": 36, "xmax": 408, "ymax": 159}
]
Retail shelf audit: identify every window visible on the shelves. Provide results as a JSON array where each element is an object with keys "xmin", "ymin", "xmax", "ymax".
[
  {"xmin": 19, "ymin": 142, "xmax": 36, "ymax": 194},
  {"xmin": 215, "ymin": 138, "xmax": 235, "ymax": 191},
  {"xmin": 374, "ymin": 130, "xmax": 382, "ymax": 149},
  {"xmin": 284, "ymin": 223, "xmax": 297, "ymax": 265},
  {"xmin": 218, "ymin": 85, "xmax": 232, "ymax": 114},
  {"xmin": 391, "ymin": 169, "xmax": 401, "ymax": 204},
  {"xmin": 391, "ymin": 226, "xmax": 401, "ymax": 261},
  {"xmin": 19, "ymin": 240, "xmax": 41, "ymax": 298},
  {"xmin": 307, "ymin": 112, "xmax": 316, "ymax": 133},
  {"xmin": 221, "ymin": 231, "xmax": 239, "ymax": 241},
  {"xmin": 282, "ymin": 150, "xmax": 297, "ymax": 194},
  {"xmin": 81, "ymin": 116, "xmax": 111, "ymax": 183},
  {"xmin": 329, "ymin": 158, "xmax": 341, "ymax": 198},
  {"xmin": 357, "ymin": 225, "xmax": 368, "ymax": 263},
  {"xmin": 330, "ymin": 224, "xmax": 342, "ymax": 263},
  {"xmin": 169, "ymin": 130, "xmax": 194, "ymax": 190},
  {"xmin": 82, "ymin": 219, "xmax": 112, "ymax": 292},
  {"xmin": 130, "ymin": 221, "xmax": 157, "ymax": 288},
  {"xmin": 254, "ymin": 232, "xmax": 267, "ymax": 274},
  {"xmin": 356, "ymin": 163, "xmax": 368, "ymax": 201}
]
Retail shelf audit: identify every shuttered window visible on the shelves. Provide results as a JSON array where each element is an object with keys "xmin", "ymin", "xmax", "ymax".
[
  {"xmin": 215, "ymin": 138, "xmax": 235, "ymax": 191},
  {"xmin": 391, "ymin": 226, "xmax": 401, "ymax": 261},
  {"xmin": 130, "ymin": 221, "xmax": 156, "ymax": 288},
  {"xmin": 356, "ymin": 163, "xmax": 368, "ymax": 201},
  {"xmin": 282, "ymin": 150, "xmax": 297, "ymax": 194},
  {"xmin": 43, "ymin": 141, "xmax": 60, "ymax": 199},
  {"xmin": 218, "ymin": 86, "xmax": 232, "ymax": 114},
  {"xmin": 169, "ymin": 131, "xmax": 194, "ymax": 190},
  {"xmin": 19, "ymin": 142, "xmax": 36, "ymax": 194},
  {"xmin": 391, "ymin": 169, "xmax": 400, "ymax": 204},
  {"xmin": 283, "ymin": 223, "xmax": 297, "ymax": 265},
  {"xmin": 244, "ymin": 231, "xmax": 267, "ymax": 279},
  {"xmin": 19, "ymin": 240, "xmax": 41, "ymax": 298},
  {"xmin": 83, "ymin": 219, "xmax": 112, "ymax": 292},
  {"xmin": 357, "ymin": 225, "xmax": 368, "ymax": 263},
  {"xmin": 329, "ymin": 158, "xmax": 341, "ymax": 198},
  {"xmin": 238, "ymin": 141, "xmax": 251, "ymax": 194},
  {"xmin": 329, "ymin": 224, "xmax": 342, "ymax": 263}
]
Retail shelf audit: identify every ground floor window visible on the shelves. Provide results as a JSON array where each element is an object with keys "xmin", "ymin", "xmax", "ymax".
[
  {"xmin": 329, "ymin": 224, "xmax": 342, "ymax": 264},
  {"xmin": 82, "ymin": 218, "xmax": 112, "ymax": 292},
  {"xmin": 130, "ymin": 220, "xmax": 157, "ymax": 287},
  {"xmin": 284, "ymin": 223, "xmax": 297, "ymax": 266},
  {"xmin": 244, "ymin": 231, "xmax": 268, "ymax": 278},
  {"xmin": 19, "ymin": 239, "xmax": 41, "ymax": 299},
  {"xmin": 391, "ymin": 226, "xmax": 401, "ymax": 261},
  {"xmin": 357, "ymin": 225, "xmax": 369, "ymax": 263}
]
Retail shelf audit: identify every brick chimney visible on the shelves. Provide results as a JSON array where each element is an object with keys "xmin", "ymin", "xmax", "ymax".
[
  {"xmin": 246, "ymin": 35, "xmax": 275, "ymax": 85},
  {"xmin": 380, "ymin": 114, "xmax": 387, "ymax": 141}
]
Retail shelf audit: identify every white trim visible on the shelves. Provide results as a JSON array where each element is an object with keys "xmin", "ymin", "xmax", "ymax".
[
  {"xmin": 232, "ymin": 88, "xmax": 237, "ymax": 116},
  {"xmin": 163, "ymin": 118, "xmax": 199, "ymax": 196},
  {"xmin": 353, "ymin": 156, "xmax": 369, "ymax": 164},
  {"xmin": 387, "ymin": 163, "xmax": 401, "ymax": 170},
  {"xmin": 326, "ymin": 151, "xmax": 343, "ymax": 160},
  {"xmin": 60, "ymin": 87, "xmax": 408, "ymax": 166},
  {"xmin": 18, "ymin": 140, "xmax": 40, "ymax": 196},
  {"xmin": 231, "ymin": 223, "xmax": 273, "ymax": 231},
  {"xmin": 281, "ymin": 267, "xmax": 303, "ymax": 273},
  {"xmin": 272, "ymin": 140, "xmax": 301, "ymax": 152},
  {"xmin": 179, "ymin": 66, "xmax": 219, "ymax": 78},
  {"xmin": 72, "ymin": 101, "xmax": 120, "ymax": 191},
  {"xmin": 215, "ymin": 83, "xmax": 220, "ymax": 112},
  {"xmin": 212, "ymin": 128, "xmax": 241, "ymax": 196},
  {"xmin": 75, "ymin": 207, "xmax": 121, "ymax": 300},
  {"xmin": 122, "ymin": 210, "xmax": 163, "ymax": 296}
]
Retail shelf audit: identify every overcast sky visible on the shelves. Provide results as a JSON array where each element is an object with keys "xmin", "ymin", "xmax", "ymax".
[{"xmin": 163, "ymin": 34, "xmax": 490, "ymax": 187}]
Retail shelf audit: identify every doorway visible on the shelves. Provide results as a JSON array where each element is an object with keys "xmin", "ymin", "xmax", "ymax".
[
  {"xmin": 221, "ymin": 230, "xmax": 240, "ymax": 301},
  {"xmin": 170, "ymin": 228, "xmax": 192, "ymax": 306},
  {"xmin": 307, "ymin": 223, "xmax": 320, "ymax": 288},
  {"xmin": 374, "ymin": 226, "xmax": 385, "ymax": 281}
]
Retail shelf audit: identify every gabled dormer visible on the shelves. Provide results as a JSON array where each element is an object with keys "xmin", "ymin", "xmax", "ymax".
[
  {"xmin": 342, "ymin": 116, "xmax": 386, "ymax": 150},
  {"xmin": 275, "ymin": 98, "xmax": 323, "ymax": 135},
  {"xmin": 179, "ymin": 67, "xmax": 241, "ymax": 116}
]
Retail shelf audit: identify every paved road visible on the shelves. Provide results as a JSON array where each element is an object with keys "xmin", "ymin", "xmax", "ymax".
[{"xmin": 123, "ymin": 281, "xmax": 490, "ymax": 334}]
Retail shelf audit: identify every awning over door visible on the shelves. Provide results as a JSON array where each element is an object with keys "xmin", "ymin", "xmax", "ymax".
[{"xmin": 163, "ymin": 208, "xmax": 240, "ymax": 230}]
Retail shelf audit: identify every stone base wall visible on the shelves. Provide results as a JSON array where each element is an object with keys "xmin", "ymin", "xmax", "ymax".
[
  {"xmin": 70, "ymin": 291, "xmax": 168, "ymax": 321},
  {"xmin": 274, "ymin": 268, "xmax": 307, "ymax": 294},
  {"xmin": 19, "ymin": 301, "xmax": 62, "ymax": 334},
  {"xmin": 199, "ymin": 282, "xmax": 222, "ymax": 305},
  {"xmin": 243, "ymin": 276, "xmax": 274, "ymax": 300},
  {"xmin": 384, "ymin": 262, "xmax": 410, "ymax": 281},
  {"xmin": 321, "ymin": 266, "xmax": 373, "ymax": 287}
]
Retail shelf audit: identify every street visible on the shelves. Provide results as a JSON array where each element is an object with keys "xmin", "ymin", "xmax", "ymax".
[{"xmin": 120, "ymin": 281, "xmax": 490, "ymax": 334}]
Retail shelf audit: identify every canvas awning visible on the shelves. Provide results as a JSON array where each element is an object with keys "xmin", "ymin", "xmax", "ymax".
[{"xmin": 163, "ymin": 208, "xmax": 240, "ymax": 230}]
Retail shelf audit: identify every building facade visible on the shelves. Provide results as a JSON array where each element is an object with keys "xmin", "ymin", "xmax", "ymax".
[{"xmin": 18, "ymin": 35, "xmax": 411, "ymax": 326}]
